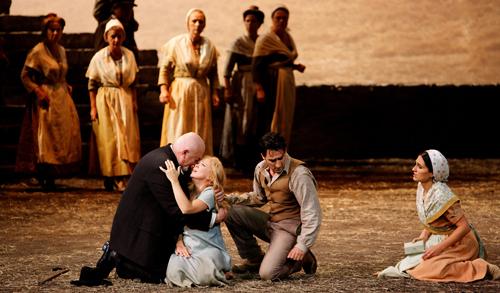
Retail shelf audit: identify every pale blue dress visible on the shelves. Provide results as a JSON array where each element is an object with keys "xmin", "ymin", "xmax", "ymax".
[{"xmin": 165, "ymin": 187, "xmax": 231, "ymax": 287}]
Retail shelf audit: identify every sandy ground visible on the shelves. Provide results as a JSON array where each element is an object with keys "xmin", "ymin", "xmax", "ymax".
[{"xmin": 1, "ymin": 159, "xmax": 500, "ymax": 292}]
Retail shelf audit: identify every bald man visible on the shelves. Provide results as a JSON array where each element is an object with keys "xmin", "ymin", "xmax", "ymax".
[{"xmin": 73, "ymin": 133, "xmax": 225, "ymax": 285}]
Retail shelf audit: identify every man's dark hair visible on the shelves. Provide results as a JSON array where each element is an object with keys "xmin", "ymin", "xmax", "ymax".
[{"xmin": 259, "ymin": 132, "xmax": 287, "ymax": 155}]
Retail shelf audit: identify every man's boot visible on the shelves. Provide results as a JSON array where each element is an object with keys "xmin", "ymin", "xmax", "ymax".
[
  {"xmin": 95, "ymin": 241, "xmax": 117, "ymax": 278},
  {"xmin": 302, "ymin": 250, "xmax": 317, "ymax": 274},
  {"xmin": 70, "ymin": 241, "xmax": 115, "ymax": 286},
  {"xmin": 232, "ymin": 253, "xmax": 264, "ymax": 274}
]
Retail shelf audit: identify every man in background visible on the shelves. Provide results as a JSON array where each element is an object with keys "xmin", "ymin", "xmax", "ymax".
[{"xmin": 93, "ymin": 0, "xmax": 139, "ymax": 59}]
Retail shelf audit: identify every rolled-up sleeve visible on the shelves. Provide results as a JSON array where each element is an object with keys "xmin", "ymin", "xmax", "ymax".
[
  {"xmin": 225, "ymin": 162, "xmax": 267, "ymax": 207},
  {"xmin": 290, "ymin": 165, "xmax": 321, "ymax": 252}
]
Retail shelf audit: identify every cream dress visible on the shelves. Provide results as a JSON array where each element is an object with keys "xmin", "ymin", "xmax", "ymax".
[
  {"xmin": 86, "ymin": 47, "xmax": 140, "ymax": 176},
  {"xmin": 158, "ymin": 34, "xmax": 219, "ymax": 155}
]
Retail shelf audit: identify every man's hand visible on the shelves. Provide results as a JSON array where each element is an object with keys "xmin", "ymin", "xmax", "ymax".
[
  {"xmin": 287, "ymin": 246, "xmax": 306, "ymax": 261},
  {"xmin": 214, "ymin": 188, "xmax": 225, "ymax": 203},
  {"xmin": 215, "ymin": 207, "xmax": 227, "ymax": 224}
]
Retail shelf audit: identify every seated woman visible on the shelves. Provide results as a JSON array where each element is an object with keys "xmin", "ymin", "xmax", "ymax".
[
  {"xmin": 377, "ymin": 149, "xmax": 500, "ymax": 282},
  {"xmin": 160, "ymin": 156, "xmax": 231, "ymax": 287}
]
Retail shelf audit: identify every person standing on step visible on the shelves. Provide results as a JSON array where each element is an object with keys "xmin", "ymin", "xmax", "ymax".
[
  {"xmin": 220, "ymin": 5, "xmax": 264, "ymax": 174},
  {"xmin": 252, "ymin": 5, "xmax": 305, "ymax": 146},
  {"xmin": 86, "ymin": 19, "xmax": 140, "ymax": 191},
  {"xmin": 158, "ymin": 8, "xmax": 220, "ymax": 155},
  {"xmin": 16, "ymin": 13, "xmax": 82, "ymax": 190},
  {"xmin": 93, "ymin": 0, "xmax": 139, "ymax": 60}
]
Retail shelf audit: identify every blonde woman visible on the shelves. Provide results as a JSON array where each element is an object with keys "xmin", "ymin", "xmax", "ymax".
[
  {"xmin": 160, "ymin": 156, "xmax": 231, "ymax": 287},
  {"xmin": 86, "ymin": 18, "xmax": 140, "ymax": 191}
]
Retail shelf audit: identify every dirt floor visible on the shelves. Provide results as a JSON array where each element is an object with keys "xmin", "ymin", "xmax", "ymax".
[{"xmin": 1, "ymin": 159, "xmax": 500, "ymax": 292}]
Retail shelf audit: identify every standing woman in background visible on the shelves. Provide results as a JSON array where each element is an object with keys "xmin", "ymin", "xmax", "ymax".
[
  {"xmin": 220, "ymin": 6, "xmax": 264, "ymax": 172},
  {"xmin": 252, "ymin": 5, "xmax": 305, "ymax": 145},
  {"xmin": 158, "ymin": 8, "xmax": 220, "ymax": 155},
  {"xmin": 86, "ymin": 19, "xmax": 140, "ymax": 191},
  {"xmin": 16, "ymin": 13, "xmax": 81, "ymax": 190}
]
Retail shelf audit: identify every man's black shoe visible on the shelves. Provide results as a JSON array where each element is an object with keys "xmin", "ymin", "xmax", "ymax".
[
  {"xmin": 302, "ymin": 250, "xmax": 317, "ymax": 274},
  {"xmin": 70, "ymin": 266, "xmax": 112, "ymax": 287}
]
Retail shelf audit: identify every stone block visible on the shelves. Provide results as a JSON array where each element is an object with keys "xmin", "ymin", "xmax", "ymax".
[
  {"xmin": 60, "ymin": 33, "xmax": 94, "ymax": 49},
  {"xmin": 66, "ymin": 49, "xmax": 94, "ymax": 67},
  {"xmin": 0, "ymin": 123, "xmax": 20, "ymax": 145},
  {"xmin": 0, "ymin": 15, "xmax": 44, "ymax": 32},
  {"xmin": 1, "ymin": 32, "xmax": 40, "ymax": 50},
  {"xmin": 137, "ymin": 49, "xmax": 158, "ymax": 66},
  {"xmin": 137, "ymin": 66, "xmax": 158, "ymax": 85}
]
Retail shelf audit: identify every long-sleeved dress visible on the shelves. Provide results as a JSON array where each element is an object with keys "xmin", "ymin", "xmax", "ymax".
[
  {"xmin": 16, "ymin": 42, "xmax": 81, "ymax": 175},
  {"xmin": 220, "ymin": 35, "xmax": 258, "ymax": 160},
  {"xmin": 378, "ymin": 182, "xmax": 488, "ymax": 282},
  {"xmin": 158, "ymin": 34, "xmax": 219, "ymax": 155},
  {"xmin": 165, "ymin": 186, "xmax": 231, "ymax": 287},
  {"xmin": 252, "ymin": 31, "xmax": 298, "ymax": 145},
  {"xmin": 86, "ymin": 47, "xmax": 140, "ymax": 177}
]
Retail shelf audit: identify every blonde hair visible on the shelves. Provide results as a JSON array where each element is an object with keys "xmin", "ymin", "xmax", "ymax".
[
  {"xmin": 202, "ymin": 156, "xmax": 225, "ymax": 191},
  {"xmin": 188, "ymin": 156, "xmax": 226, "ymax": 199}
]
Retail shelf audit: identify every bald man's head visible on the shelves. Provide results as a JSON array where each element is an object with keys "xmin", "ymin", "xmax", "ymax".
[{"xmin": 171, "ymin": 132, "xmax": 206, "ymax": 168}]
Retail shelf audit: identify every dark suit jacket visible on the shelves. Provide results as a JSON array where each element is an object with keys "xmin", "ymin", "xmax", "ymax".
[{"xmin": 109, "ymin": 145, "xmax": 212, "ymax": 277}]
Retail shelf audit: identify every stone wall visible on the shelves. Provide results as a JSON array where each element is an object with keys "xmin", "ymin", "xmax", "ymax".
[{"xmin": 1, "ymin": 15, "xmax": 499, "ymax": 178}]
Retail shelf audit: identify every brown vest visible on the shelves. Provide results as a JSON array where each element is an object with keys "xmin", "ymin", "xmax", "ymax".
[{"xmin": 259, "ymin": 157, "xmax": 304, "ymax": 222}]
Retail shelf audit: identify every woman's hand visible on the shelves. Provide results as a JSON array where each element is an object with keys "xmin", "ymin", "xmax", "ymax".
[
  {"xmin": 159, "ymin": 86, "xmax": 172, "ymax": 104},
  {"xmin": 159, "ymin": 160, "xmax": 181, "ymax": 184},
  {"xmin": 255, "ymin": 84, "xmax": 265, "ymax": 103},
  {"xmin": 223, "ymin": 87, "xmax": 233, "ymax": 103},
  {"xmin": 67, "ymin": 84, "xmax": 73, "ymax": 95},
  {"xmin": 294, "ymin": 63, "xmax": 306, "ymax": 73},
  {"xmin": 212, "ymin": 93, "xmax": 220, "ymax": 107},
  {"xmin": 411, "ymin": 237, "xmax": 426, "ymax": 243},
  {"xmin": 90, "ymin": 105, "xmax": 98, "ymax": 122},
  {"xmin": 175, "ymin": 238, "xmax": 191, "ymax": 258},
  {"xmin": 413, "ymin": 229, "xmax": 430, "ymax": 243},
  {"xmin": 34, "ymin": 87, "xmax": 49, "ymax": 109},
  {"xmin": 422, "ymin": 243, "xmax": 444, "ymax": 260}
]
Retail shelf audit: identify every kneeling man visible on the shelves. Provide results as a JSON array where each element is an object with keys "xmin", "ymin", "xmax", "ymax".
[{"xmin": 225, "ymin": 132, "xmax": 322, "ymax": 280}]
